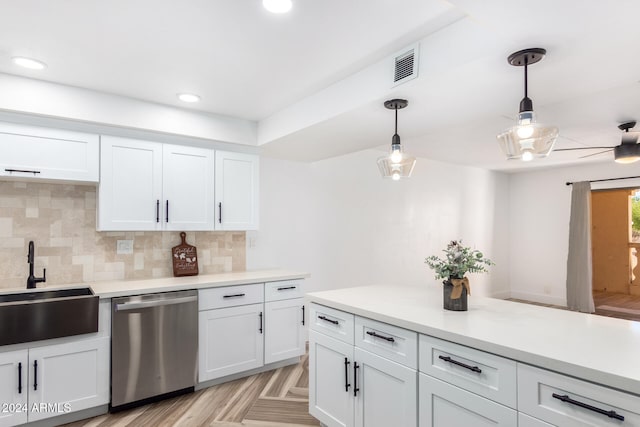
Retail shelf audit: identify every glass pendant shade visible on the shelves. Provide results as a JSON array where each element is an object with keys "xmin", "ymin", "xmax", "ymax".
[
  {"xmin": 497, "ymin": 110, "xmax": 558, "ymax": 161},
  {"xmin": 377, "ymin": 142, "xmax": 416, "ymax": 180}
]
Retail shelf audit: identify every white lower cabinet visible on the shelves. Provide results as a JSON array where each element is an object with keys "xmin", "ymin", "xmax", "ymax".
[
  {"xmin": 0, "ymin": 350, "xmax": 28, "ymax": 427},
  {"xmin": 198, "ymin": 281, "xmax": 306, "ymax": 383},
  {"xmin": 0, "ymin": 337, "xmax": 109, "ymax": 427},
  {"xmin": 309, "ymin": 305, "xmax": 417, "ymax": 427},
  {"xmin": 199, "ymin": 303, "xmax": 264, "ymax": 382},
  {"xmin": 309, "ymin": 330, "xmax": 354, "ymax": 427},
  {"xmin": 418, "ymin": 374, "xmax": 516, "ymax": 427},
  {"xmin": 354, "ymin": 347, "xmax": 417, "ymax": 427},
  {"xmin": 264, "ymin": 298, "xmax": 305, "ymax": 364},
  {"xmin": 519, "ymin": 413, "xmax": 554, "ymax": 427}
]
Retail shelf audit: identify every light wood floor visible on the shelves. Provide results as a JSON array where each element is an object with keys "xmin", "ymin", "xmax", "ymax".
[
  {"xmin": 63, "ymin": 353, "xmax": 319, "ymax": 427},
  {"xmin": 509, "ymin": 291, "xmax": 640, "ymax": 322}
]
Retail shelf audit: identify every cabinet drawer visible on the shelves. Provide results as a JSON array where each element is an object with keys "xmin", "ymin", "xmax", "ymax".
[
  {"xmin": 355, "ymin": 316, "xmax": 417, "ymax": 369},
  {"xmin": 199, "ymin": 284, "xmax": 264, "ymax": 310},
  {"xmin": 518, "ymin": 363, "xmax": 640, "ymax": 427},
  {"xmin": 265, "ymin": 280, "xmax": 304, "ymax": 302},
  {"xmin": 419, "ymin": 334, "xmax": 517, "ymax": 409},
  {"xmin": 418, "ymin": 373, "xmax": 517, "ymax": 427},
  {"xmin": 310, "ymin": 304, "xmax": 354, "ymax": 345}
]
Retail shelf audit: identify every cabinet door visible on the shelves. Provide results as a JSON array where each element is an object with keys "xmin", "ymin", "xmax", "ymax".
[
  {"xmin": 199, "ymin": 304, "xmax": 264, "ymax": 382},
  {"xmin": 354, "ymin": 347, "xmax": 417, "ymax": 427},
  {"xmin": 0, "ymin": 122, "xmax": 99, "ymax": 183},
  {"xmin": 264, "ymin": 298, "xmax": 305, "ymax": 364},
  {"xmin": 98, "ymin": 136, "xmax": 162, "ymax": 231},
  {"xmin": 162, "ymin": 144, "xmax": 215, "ymax": 230},
  {"xmin": 418, "ymin": 374, "xmax": 517, "ymax": 427},
  {"xmin": 27, "ymin": 337, "xmax": 109, "ymax": 422},
  {"xmin": 0, "ymin": 350, "xmax": 28, "ymax": 427},
  {"xmin": 309, "ymin": 330, "xmax": 354, "ymax": 427},
  {"xmin": 214, "ymin": 151, "xmax": 259, "ymax": 230}
]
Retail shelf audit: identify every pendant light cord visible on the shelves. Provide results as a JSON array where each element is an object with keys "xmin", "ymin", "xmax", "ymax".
[
  {"xmin": 395, "ymin": 108, "xmax": 398, "ymax": 135},
  {"xmin": 523, "ymin": 55, "xmax": 528, "ymax": 99}
]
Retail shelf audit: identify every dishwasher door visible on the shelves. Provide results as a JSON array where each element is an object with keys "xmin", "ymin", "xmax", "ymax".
[{"xmin": 111, "ymin": 289, "xmax": 198, "ymax": 410}]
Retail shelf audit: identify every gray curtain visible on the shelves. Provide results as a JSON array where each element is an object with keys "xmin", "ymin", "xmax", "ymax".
[{"xmin": 566, "ymin": 181, "xmax": 595, "ymax": 312}]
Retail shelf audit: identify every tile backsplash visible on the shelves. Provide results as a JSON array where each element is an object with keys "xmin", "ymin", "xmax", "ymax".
[{"xmin": 0, "ymin": 181, "xmax": 245, "ymax": 289}]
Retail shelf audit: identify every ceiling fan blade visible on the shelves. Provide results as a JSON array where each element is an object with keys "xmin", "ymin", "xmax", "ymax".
[
  {"xmin": 553, "ymin": 146, "xmax": 615, "ymax": 152},
  {"xmin": 579, "ymin": 149, "xmax": 613, "ymax": 159}
]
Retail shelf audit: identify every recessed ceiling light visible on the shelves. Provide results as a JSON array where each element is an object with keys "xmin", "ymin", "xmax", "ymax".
[
  {"xmin": 263, "ymin": 0, "xmax": 292, "ymax": 14},
  {"xmin": 12, "ymin": 56, "xmax": 47, "ymax": 70},
  {"xmin": 177, "ymin": 93, "xmax": 201, "ymax": 103}
]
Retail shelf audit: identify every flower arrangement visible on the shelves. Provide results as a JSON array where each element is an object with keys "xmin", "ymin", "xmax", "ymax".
[{"xmin": 424, "ymin": 240, "xmax": 494, "ymax": 280}]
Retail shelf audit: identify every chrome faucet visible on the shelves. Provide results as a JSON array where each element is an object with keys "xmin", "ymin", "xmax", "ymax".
[{"xmin": 27, "ymin": 241, "xmax": 46, "ymax": 289}]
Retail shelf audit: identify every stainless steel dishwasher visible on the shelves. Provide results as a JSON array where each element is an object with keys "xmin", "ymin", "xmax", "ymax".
[{"xmin": 111, "ymin": 289, "xmax": 198, "ymax": 411}]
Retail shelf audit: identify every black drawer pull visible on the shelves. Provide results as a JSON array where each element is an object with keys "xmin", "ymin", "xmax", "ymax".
[
  {"xmin": 366, "ymin": 331, "xmax": 395, "ymax": 342},
  {"xmin": 5, "ymin": 168, "xmax": 40, "ymax": 175},
  {"xmin": 259, "ymin": 311, "xmax": 263, "ymax": 334},
  {"xmin": 156, "ymin": 200, "xmax": 160, "ymax": 223},
  {"xmin": 165, "ymin": 200, "xmax": 169, "ymax": 223},
  {"xmin": 318, "ymin": 315, "xmax": 339, "ymax": 325},
  {"xmin": 277, "ymin": 286, "xmax": 297, "ymax": 291},
  {"xmin": 552, "ymin": 393, "xmax": 625, "ymax": 421},
  {"xmin": 18, "ymin": 362, "xmax": 22, "ymax": 394},
  {"xmin": 301, "ymin": 305, "xmax": 305, "ymax": 325},
  {"xmin": 439, "ymin": 355, "xmax": 482, "ymax": 373},
  {"xmin": 218, "ymin": 202, "xmax": 222, "ymax": 224},
  {"xmin": 223, "ymin": 293, "xmax": 246, "ymax": 299},
  {"xmin": 33, "ymin": 360, "xmax": 38, "ymax": 391},
  {"xmin": 344, "ymin": 357, "xmax": 351, "ymax": 392}
]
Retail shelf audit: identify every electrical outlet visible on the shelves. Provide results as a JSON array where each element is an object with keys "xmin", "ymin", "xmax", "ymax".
[{"xmin": 117, "ymin": 240, "xmax": 133, "ymax": 255}]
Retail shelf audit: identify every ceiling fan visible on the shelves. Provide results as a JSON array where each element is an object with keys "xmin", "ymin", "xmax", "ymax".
[{"xmin": 553, "ymin": 121, "xmax": 640, "ymax": 163}]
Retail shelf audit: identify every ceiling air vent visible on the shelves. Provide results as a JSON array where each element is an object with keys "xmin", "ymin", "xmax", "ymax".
[{"xmin": 392, "ymin": 43, "xmax": 419, "ymax": 87}]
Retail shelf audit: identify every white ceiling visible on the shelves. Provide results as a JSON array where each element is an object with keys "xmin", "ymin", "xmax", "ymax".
[{"xmin": 1, "ymin": 0, "xmax": 640, "ymax": 172}]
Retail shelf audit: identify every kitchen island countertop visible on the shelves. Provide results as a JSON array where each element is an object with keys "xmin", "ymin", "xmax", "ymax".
[{"xmin": 306, "ymin": 284, "xmax": 640, "ymax": 396}]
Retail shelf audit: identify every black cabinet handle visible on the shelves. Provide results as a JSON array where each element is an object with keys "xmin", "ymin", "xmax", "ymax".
[
  {"xmin": 218, "ymin": 202, "xmax": 222, "ymax": 224},
  {"xmin": 277, "ymin": 286, "xmax": 297, "ymax": 291},
  {"xmin": 156, "ymin": 200, "xmax": 160, "ymax": 223},
  {"xmin": 366, "ymin": 331, "xmax": 395, "ymax": 342},
  {"xmin": 5, "ymin": 168, "xmax": 40, "ymax": 175},
  {"xmin": 318, "ymin": 315, "xmax": 339, "ymax": 325},
  {"xmin": 18, "ymin": 362, "xmax": 22, "ymax": 394},
  {"xmin": 438, "ymin": 355, "xmax": 482, "ymax": 373},
  {"xmin": 223, "ymin": 293, "xmax": 246, "ymax": 299},
  {"xmin": 344, "ymin": 358, "xmax": 351, "ymax": 392},
  {"xmin": 353, "ymin": 362, "xmax": 360, "ymax": 396},
  {"xmin": 165, "ymin": 200, "xmax": 169, "ymax": 223},
  {"xmin": 302, "ymin": 305, "xmax": 305, "ymax": 325},
  {"xmin": 259, "ymin": 312, "xmax": 263, "ymax": 334},
  {"xmin": 33, "ymin": 360, "xmax": 38, "ymax": 391},
  {"xmin": 552, "ymin": 393, "xmax": 625, "ymax": 421}
]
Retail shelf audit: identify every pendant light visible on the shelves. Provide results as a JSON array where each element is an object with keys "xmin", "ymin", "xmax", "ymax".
[
  {"xmin": 377, "ymin": 99, "xmax": 416, "ymax": 180},
  {"xmin": 497, "ymin": 48, "xmax": 558, "ymax": 161}
]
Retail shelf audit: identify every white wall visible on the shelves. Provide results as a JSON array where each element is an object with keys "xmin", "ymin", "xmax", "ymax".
[
  {"xmin": 248, "ymin": 149, "xmax": 510, "ymax": 298},
  {"xmin": 508, "ymin": 161, "xmax": 640, "ymax": 306}
]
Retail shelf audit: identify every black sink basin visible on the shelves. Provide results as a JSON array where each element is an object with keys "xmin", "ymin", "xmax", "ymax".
[{"xmin": 0, "ymin": 287, "xmax": 99, "ymax": 346}]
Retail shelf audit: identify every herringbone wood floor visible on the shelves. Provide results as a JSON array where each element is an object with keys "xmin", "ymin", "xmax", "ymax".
[{"xmin": 63, "ymin": 352, "xmax": 319, "ymax": 427}]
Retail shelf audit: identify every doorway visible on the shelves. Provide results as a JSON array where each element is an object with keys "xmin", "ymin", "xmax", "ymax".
[{"xmin": 591, "ymin": 188, "xmax": 640, "ymax": 321}]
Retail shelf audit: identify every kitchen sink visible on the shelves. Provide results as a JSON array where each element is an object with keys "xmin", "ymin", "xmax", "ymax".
[{"xmin": 0, "ymin": 287, "xmax": 99, "ymax": 346}]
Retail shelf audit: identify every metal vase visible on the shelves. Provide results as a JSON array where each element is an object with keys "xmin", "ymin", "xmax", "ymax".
[{"xmin": 443, "ymin": 279, "xmax": 468, "ymax": 311}]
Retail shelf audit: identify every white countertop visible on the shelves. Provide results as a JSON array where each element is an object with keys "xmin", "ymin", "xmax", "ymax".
[
  {"xmin": 1, "ymin": 269, "xmax": 309, "ymax": 299},
  {"xmin": 306, "ymin": 284, "xmax": 640, "ymax": 396}
]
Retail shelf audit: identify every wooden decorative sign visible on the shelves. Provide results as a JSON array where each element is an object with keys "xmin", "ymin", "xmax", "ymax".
[{"xmin": 172, "ymin": 232, "xmax": 199, "ymax": 277}]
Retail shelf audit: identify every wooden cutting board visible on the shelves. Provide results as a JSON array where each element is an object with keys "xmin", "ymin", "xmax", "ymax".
[{"xmin": 172, "ymin": 232, "xmax": 199, "ymax": 277}]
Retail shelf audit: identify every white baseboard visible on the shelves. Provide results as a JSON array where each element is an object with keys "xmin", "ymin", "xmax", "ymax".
[{"xmin": 510, "ymin": 290, "xmax": 566, "ymax": 307}]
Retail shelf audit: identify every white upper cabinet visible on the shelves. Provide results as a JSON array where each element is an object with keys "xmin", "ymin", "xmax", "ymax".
[
  {"xmin": 98, "ymin": 136, "xmax": 215, "ymax": 231},
  {"xmin": 98, "ymin": 136, "xmax": 163, "ymax": 231},
  {"xmin": 162, "ymin": 144, "xmax": 215, "ymax": 230},
  {"xmin": 0, "ymin": 122, "xmax": 99, "ymax": 183},
  {"xmin": 215, "ymin": 151, "xmax": 259, "ymax": 230}
]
